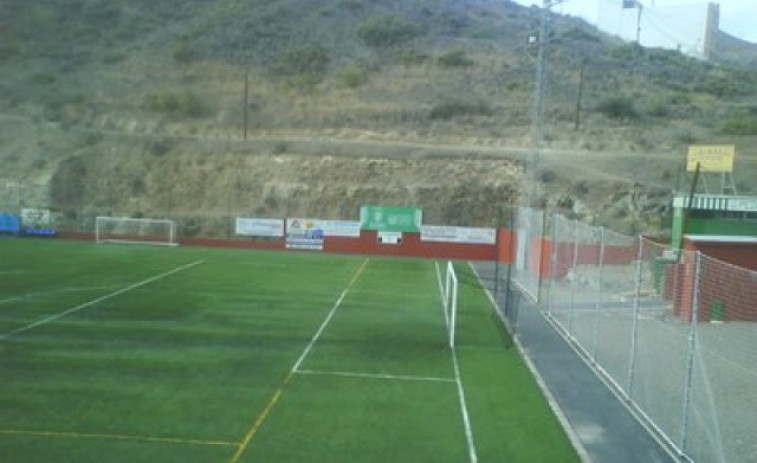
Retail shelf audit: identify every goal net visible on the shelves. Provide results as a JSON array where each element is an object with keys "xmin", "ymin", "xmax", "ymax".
[
  {"xmin": 442, "ymin": 261, "xmax": 459, "ymax": 348},
  {"xmin": 95, "ymin": 216, "xmax": 177, "ymax": 246}
]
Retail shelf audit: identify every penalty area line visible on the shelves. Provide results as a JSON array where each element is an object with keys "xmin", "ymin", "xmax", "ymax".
[
  {"xmin": 0, "ymin": 260, "xmax": 204, "ymax": 340},
  {"xmin": 228, "ymin": 258, "xmax": 370, "ymax": 463},
  {"xmin": 295, "ymin": 369, "xmax": 456, "ymax": 383},
  {"xmin": 435, "ymin": 261, "xmax": 479, "ymax": 463}
]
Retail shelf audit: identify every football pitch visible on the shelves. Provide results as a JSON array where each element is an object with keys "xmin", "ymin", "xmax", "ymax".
[{"xmin": 0, "ymin": 239, "xmax": 579, "ymax": 463}]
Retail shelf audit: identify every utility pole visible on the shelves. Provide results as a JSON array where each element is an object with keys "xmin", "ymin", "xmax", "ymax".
[
  {"xmin": 528, "ymin": 0, "xmax": 562, "ymax": 208},
  {"xmin": 622, "ymin": 0, "xmax": 644, "ymax": 45}
]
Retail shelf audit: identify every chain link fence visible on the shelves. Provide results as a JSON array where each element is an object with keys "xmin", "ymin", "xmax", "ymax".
[
  {"xmin": 512, "ymin": 207, "xmax": 544, "ymax": 303},
  {"xmin": 538, "ymin": 210, "xmax": 757, "ymax": 463}
]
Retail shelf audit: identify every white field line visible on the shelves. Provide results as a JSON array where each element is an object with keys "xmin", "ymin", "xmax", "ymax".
[
  {"xmin": 0, "ymin": 285, "xmax": 123, "ymax": 307},
  {"xmin": 290, "ymin": 258, "xmax": 369, "ymax": 373},
  {"xmin": 348, "ymin": 289, "xmax": 435, "ymax": 300},
  {"xmin": 0, "ymin": 296, "xmax": 26, "ymax": 306},
  {"xmin": 0, "ymin": 260, "xmax": 204, "ymax": 340},
  {"xmin": 451, "ymin": 349, "xmax": 478, "ymax": 463},
  {"xmin": 295, "ymin": 369, "xmax": 455, "ymax": 383},
  {"xmin": 229, "ymin": 258, "xmax": 370, "ymax": 463},
  {"xmin": 468, "ymin": 262, "xmax": 593, "ymax": 463},
  {"xmin": 434, "ymin": 261, "xmax": 478, "ymax": 463}
]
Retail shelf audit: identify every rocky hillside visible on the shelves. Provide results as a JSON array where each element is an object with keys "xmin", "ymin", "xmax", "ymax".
[{"xmin": 1, "ymin": 0, "xmax": 757, "ymax": 236}]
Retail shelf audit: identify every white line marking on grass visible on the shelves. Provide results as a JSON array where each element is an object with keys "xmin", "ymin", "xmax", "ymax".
[
  {"xmin": 435, "ymin": 261, "xmax": 478, "ymax": 463},
  {"xmin": 468, "ymin": 262, "xmax": 592, "ymax": 463},
  {"xmin": 0, "ymin": 286, "xmax": 124, "ymax": 307},
  {"xmin": 451, "ymin": 350, "xmax": 478, "ymax": 463},
  {"xmin": 0, "ymin": 295, "xmax": 26, "ymax": 306},
  {"xmin": 229, "ymin": 258, "xmax": 370, "ymax": 463},
  {"xmin": 0, "ymin": 260, "xmax": 204, "ymax": 340},
  {"xmin": 289, "ymin": 258, "xmax": 370, "ymax": 374},
  {"xmin": 348, "ymin": 289, "xmax": 435, "ymax": 299},
  {"xmin": 296, "ymin": 369, "xmax": 455, "ymax": 383}
]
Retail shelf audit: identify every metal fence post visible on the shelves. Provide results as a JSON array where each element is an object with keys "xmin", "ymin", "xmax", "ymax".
[
  {"xmin": 568, "ymin": 218, "xmax": 579, "ymax": 335},
  {"xmin": 680, "ymin": 251, "xmax": 701, "ymax": 455},
  {"xmin": 591, "ymin": 226, "xmax": 606, "ymax": 363},
  {"xmin": 493, "ymin": 206, "xmax": 503, "ymax": 294},
  {"xmin": 547, "ymin": 213, "xmax": 558, "ymax": 315},
  {"xmin": 627, "ymin": 235, "xmax": 644, "ymax": 397}
]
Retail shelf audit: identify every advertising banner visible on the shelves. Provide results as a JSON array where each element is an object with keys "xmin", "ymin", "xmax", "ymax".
[
  {"xmin": 360, "ymin": 205, "xmax": 422, "ymax": 233},
  {"xmin": 378, "ymin": 231, "xmax": 402, "ymax": 244},
  {"xmin": 235, "ymin": 218, "xmax": 285, "ymax": 237},
  {"xmin": 420, "ymin": 226, "xmax": 496, "ymax": 244},
  {"xmin": 322, "ymin": 220, "xmax": 362, "ymax": 238},
  {"xmin": 286, "ymin": 218, "xmax": 324, "ymax": 250},
  {"xmin": 285, "ymin": 219, "xmax": 361, "ymax": 237},
  {"xmin": 20, "ymin": 208, "xmax": 60, "ymax": 230}
]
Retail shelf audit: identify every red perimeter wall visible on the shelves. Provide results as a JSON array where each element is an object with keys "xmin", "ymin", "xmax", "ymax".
[{"xmin": 60, "ymin": 230, "xmax": 516, "ymax": 263}]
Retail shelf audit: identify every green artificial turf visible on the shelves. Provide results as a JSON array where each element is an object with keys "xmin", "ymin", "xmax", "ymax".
[{"xmin": 0, "ymin": 238, "xmax": 579, "ymax": 462}]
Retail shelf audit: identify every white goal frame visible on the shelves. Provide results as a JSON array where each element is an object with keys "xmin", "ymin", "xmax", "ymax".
[
  {"xmin": 95, "ymin": 216, "xmax": 178, "ymax": 247},
  {"xmin": 443, "ymin": 261, "xmax": 459, "ymax": 348}
]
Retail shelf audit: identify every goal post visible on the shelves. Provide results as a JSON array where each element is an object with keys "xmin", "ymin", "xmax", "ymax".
[
  {"xmin": 95, "ymin": 216, "xmax": 178, "ymax": 247},
  {"xmin": 444, "ymin": 261, "xmax": 459, "ymax": 348}
]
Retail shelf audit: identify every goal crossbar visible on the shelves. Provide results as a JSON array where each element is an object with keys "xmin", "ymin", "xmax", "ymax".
[{"xmin": 95, "ymin": 216, "xmax": 178, "ymax": 247}]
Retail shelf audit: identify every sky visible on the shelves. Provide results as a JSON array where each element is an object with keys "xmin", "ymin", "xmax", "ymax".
[{"xmin": 512, "ymin": 0, "xmax": 757, "ymax": 43}]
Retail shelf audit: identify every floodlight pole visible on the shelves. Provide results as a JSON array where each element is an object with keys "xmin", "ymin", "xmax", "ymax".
[
  {"xmin": 528, "ymin": 0, "xmax": 562, "ymax": 208},
  {"xmin": 635, "ymin": 3, "xmax": 643, "ymax": 45}
]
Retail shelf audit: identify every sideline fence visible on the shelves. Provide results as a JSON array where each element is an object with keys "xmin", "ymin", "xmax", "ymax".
[
  {"xmin": 533, "ymin": 210, "xmax": 757, "ymax": 463},
  {"xmin": 512, "ymin": 207, "xmax": 544, "ymax": 303}
]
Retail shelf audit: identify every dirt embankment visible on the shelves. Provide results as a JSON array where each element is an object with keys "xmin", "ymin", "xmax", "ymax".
[
  {"xmin": 44, "ymin": 132, "xmax": 524, "ymax": 236},
  {"xmin": 2, "ymin": 115, "xmax": 680, "ymax": 237}
]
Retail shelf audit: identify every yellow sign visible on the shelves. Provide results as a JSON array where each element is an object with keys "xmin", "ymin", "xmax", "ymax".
[{"xmin": 687, "ymin": 145, "xmax": 735, "ymax": 173}]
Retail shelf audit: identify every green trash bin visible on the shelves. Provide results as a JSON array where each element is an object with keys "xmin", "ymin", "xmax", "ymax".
[{"xmin": 710, "ymin": 300, "xmax": 724, "ymax": 323}]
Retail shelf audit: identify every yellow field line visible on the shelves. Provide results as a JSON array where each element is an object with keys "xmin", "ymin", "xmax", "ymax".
[
  {"xmin": 228, "ymin": 258, "xmax": 370, "ymax": 463},
  {"xmin": 346, "ymin": 258, "xmax": 370, "ymax": 289},
  {"xmin": 0, "ymin": 428, "xmax": 236, "ymax": 447},
  {"xmin": 227, "ymin": 377, "xmax": 290, "ymax": 463}
]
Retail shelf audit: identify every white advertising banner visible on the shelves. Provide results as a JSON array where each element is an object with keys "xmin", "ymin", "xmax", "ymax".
[
  {"xmin": 322, "ymin": 220, "xmax": 362, "ymax": 238},
  {"xmin": 235, "ymin": 218, "xmax": 285, "ymax": 237},
  {"xmin": 21, "ymin": 208, "xmax": 53, "ymax": 228},
  {"xmin": 420, "ymin": 226, "xmax": 496, "ymax": 244},
  {"xmin": 286, "ymin": 219, "xmax": 361, "ymax": 238},
  {"xmin": 378, "ymin": 231, "xmax": 402, "ymax": 244}
]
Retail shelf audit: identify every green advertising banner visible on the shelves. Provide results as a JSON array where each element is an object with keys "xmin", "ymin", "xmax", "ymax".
[{"xmin": 360, "ymin": 205, "xmax": 422, "ymax": 233}]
